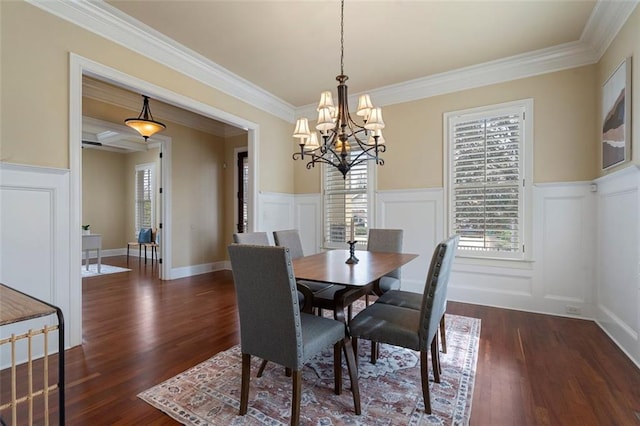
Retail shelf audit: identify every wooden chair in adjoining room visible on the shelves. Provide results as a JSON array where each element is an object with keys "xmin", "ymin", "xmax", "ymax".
[{"xmin": 127, "ymin": 227, "xmax": 158, "ymax": 265}]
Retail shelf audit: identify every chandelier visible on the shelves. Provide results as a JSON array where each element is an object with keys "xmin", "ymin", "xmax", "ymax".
[
  {"xmin": 125, "ymin": 95, "xmax": 166, "ymax": 142},
  {"xmin": 292, "ymin": 0, "xmax": 386, "ymax": 179}
]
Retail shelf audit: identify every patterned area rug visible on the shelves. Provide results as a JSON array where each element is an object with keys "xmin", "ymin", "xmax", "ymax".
[
  {"xmin": 81, "ymin": 264, "xmax": 131, "ymax": 278},
  {"xmin": 138, "ymin": 313, "xmax": 480, "ymax": 425}
]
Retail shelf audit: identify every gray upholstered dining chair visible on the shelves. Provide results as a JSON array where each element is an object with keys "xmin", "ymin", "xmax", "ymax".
[
  {"xmin": 227, "ymin": 244, "xmax": 361, "ymax": 425},
  {"xmin": 273, "ymin": 229, "xmax": 340, "ymax": 296},
  {"xmin": 312, "ymin": 228, "xmax": 404, "ymax": 322},
  {"xmin": 233, "ymin": 231, "xmax": 270, "ymax": 245},
  {"xmin": 349, "ymin": 235, "xmax": 459, "ymax": 414},
  {"xmin": 367, "ymin": 229, "xmax": 404, "ymax": 293}
]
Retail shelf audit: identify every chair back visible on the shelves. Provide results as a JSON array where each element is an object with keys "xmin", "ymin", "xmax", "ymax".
[
  {"xmin": 227, "ymin": 244, "xmax": 304, "ymax": 369},
  {"xmin": 367, "ymin": 229, "xmax": 403, "ymax": 279},
  {"xmin": 273, "ymin": 229, "xmax": 305, "ymax": 259},
  {"xmin": 418, "ymin": 235, "xmax": 459, "ymax": 350},
  {"xmin": 233, "ymin": 231, "xmax": 270, "ymax": 246}
]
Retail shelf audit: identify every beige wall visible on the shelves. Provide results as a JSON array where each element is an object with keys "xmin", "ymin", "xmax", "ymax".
[
  {"xmin": 0, "ymin": 1, "xmax": 293, "ymax": 194},
  {"xmin": 597, "ymin": 4, "xmax": 639, "ymax": 175},
  {"xmin": 171, "ymin": 124, "xmax": 226, "ymax": 267},
  {"xmin": 82, "ymin": 149, "xmax": 128, "ymax": 250},
  {"xmin": 295, "ymin": 65, "xmax": 598, "ymax": 193}
]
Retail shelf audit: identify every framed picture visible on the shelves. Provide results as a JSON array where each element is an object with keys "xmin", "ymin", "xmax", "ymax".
[{"xmin": 602, "ymin": 57, "xmax": 632, "ymax": 170}]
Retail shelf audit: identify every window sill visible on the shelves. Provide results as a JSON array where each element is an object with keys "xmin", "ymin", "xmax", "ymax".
[{"xmin": 454, "ymin": 254, "xmax": 534, "ymax": 270}]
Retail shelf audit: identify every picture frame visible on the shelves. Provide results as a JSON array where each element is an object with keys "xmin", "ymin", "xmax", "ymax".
[{"xmin": 602, "ymin": 57, "xmax": 632, "ymax": 170}]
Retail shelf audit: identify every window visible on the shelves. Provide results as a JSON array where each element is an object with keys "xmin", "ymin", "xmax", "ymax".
[
  {"xmin": 323, "ymin": 148, "xmax": 374, "ymax": 248},
  {"xmin": 445, "ymin": 99, "xmax": 532, "ymax": 260},
  {"xmin": 135, "ymin": 163, "xmax": 155, "ymax": 234}
]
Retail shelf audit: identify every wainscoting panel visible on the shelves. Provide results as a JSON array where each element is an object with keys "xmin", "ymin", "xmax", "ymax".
[
  {"xmin": 257, "ymin": 192, "xmax": 294, "ymax": 236},
  {"xmin": 294, "ymin": 194, "xmax": 322, "ymax": 255},
  {"xmin": 375, "ymin": 189, "xmax": 444, "ymax": 293},
  {"xmin": 534, "ymin": 183, "xmax": 595, "ymax": 316},
  {"xmin": 0, "ymin": 163, "xmax": 73, "ymax": 367},
  {"xmin": 594, "ymin": 166, "xmax": 640, "ymax": 366}
]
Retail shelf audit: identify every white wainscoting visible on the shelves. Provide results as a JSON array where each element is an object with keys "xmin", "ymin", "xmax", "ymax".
[
  {"xmin": 450, "ymin": 182, "xmax": 595, "ymax": 317},
  {"xmin": 296, "ymin": 184, "xmax": 596, "ymax": 317},
  {"xmin": 594, "ymin": 166, "xmax": 640, "ymax": 367},
  {"xmin": 294, "ymin": 194, "xmax": 322, "ymax": 255},
  {"xmin": 257, "ymin": 191, "xmax": 295, "ymax": 242},
  {"xmin": 375, "ymin": 189, "xmax": 444, "ymax": 293},
  {"xmin": 0, "ymin": 163, "xmax": 75, "ymax": 367}
]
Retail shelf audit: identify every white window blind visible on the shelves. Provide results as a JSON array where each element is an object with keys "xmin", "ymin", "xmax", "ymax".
[
  {"xmin": 447, "ymin": 101, "xmax": 531, "ymax": 258},
  {"xmin": 323, "ymin": 149, "xmax": 370, "ymax": 248},
  {"xmin": 135, "ymin": 164, "xmax": 155, "ymax": 233}
]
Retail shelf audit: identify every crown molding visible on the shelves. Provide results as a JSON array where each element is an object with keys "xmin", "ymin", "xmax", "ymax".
[
  {"xmin": 27, "ymin": 0, "xmax": 636, "ymax": 124},
  {"xmin": 296, "ymin": 0, "xmax": 636, "ymax": 118},
  {"xmin": 581, "ymin": 0, "xmax": 639, "ymax": 59},
  {"xmin": 26, "ymin": 0, "xmax": 295, "ymax": 123}
]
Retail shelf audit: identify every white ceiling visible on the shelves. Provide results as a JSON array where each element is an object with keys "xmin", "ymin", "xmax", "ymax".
[{"xmin": 104, "ymin": 0, "xmax": 602, "ymax": 107}]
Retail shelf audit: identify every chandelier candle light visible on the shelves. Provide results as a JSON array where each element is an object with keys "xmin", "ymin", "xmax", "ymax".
[{"xmin": 292, "ymin": 0, "xmax": 386, "ymax": 179}]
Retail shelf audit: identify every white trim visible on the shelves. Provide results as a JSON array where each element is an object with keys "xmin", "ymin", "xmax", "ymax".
[
  {"xmin": 26, "ymin": 0, "xmax": 636, "ymax": 123},
  {"xmin": 170, "ymin": 261, "xmax": 229, "ymax": 280},
  {"xmin": 29, "ymin": 0, "xmax": 294, "ymax": 123}
]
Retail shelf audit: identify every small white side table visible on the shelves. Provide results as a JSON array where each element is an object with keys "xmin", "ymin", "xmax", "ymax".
[{"xmin": 82, "ymin": 234, "xmax": 102, "ymax": 273}]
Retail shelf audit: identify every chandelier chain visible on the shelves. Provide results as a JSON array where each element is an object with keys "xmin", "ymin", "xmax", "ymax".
[{"xmin": 340, "ymin": 0, "xmax": 344, "ymax": 76}]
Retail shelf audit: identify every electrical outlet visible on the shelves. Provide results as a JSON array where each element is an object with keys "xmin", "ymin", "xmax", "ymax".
[{"xmin": 565, "ymin": 305, "xmax": 581, "ymax": 315}]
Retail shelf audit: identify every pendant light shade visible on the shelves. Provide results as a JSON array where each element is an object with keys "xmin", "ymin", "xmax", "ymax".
[{"xmin": 125, "ymin": 95, "xmax": 166, "ymax": 142}]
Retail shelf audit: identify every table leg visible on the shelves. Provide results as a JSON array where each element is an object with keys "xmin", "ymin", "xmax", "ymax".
[
  {"xmin": 85, "ymin": 249, "xmax": 89, "ymax": 271},
  {"xmin": 97, "ymin": 248, "xmax": 101, "ymax": 273}
]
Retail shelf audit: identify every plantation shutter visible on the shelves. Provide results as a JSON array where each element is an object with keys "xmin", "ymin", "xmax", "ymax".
[
  {"xmin": 324, "ymin": 149, "xmax": 369, "ymax": 246},
  {"xmin": 135, "ymin": 167, "xmax": 153, "ymax": 232},
  {"xmin": 450, "ymin": 108, "xmax": 524, "ymax": 254}
]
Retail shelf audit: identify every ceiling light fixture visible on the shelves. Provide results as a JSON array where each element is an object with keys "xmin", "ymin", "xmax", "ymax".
[
  {"xmin": 125, "ymin": 95, "xmax": 166, "ymax": 142},
  {"xmin": 292, "ymin": 0, "xmax": 386, "ymax": 179}
]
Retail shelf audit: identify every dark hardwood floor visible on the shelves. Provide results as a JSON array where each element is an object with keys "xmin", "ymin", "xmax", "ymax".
[{"xmin": 4, "ymin": 255, "xmax": 640, "ymax": 425}]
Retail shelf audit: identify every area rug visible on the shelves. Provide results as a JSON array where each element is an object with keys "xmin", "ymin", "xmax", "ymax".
[
  {"xmin": 81, "ymin": 264, "xmax": 131, "ymax": 278},
  {"xmin": 138, "ymin": 313, "xmax": 480, "ymax": 425}
]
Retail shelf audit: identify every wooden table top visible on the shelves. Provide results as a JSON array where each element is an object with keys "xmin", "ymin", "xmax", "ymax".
[
  {"xmin": 0, "ymin": 284, "xmax": 57, "ymax": 326},
  {"xmin": 292, "ymin": 249, "xmax": 419, "ymax": 287}
]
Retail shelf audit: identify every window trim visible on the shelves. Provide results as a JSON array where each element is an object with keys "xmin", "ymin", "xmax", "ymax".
[
  {"xmin": 444, "ymin": 98, "xmax": 533, "ymax": 261},
  {"xmin": 321, "ymin": 158, "xmax": 376, "ymax": 250}
]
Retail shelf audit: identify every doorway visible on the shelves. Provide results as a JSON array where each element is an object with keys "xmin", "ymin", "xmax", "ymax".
[{"xmin": 69, "ymin": 53, "xmax": 260, "ymax": 347}]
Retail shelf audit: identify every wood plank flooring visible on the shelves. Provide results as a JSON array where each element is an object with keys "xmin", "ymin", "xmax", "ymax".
[{"xmin": 4, "ymin": 255, "xmax": 640, "ymax": 425}]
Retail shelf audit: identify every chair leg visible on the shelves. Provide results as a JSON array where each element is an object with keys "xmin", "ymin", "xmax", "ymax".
[
  {"xmin": 291, "ymin": 370, "xmax": 302, "ymax": 426},
  {"xmin": 431, "ymin": 338, "xmax": 441, "ymax": 383},
  {"xmin": 333, "ymin": 342, "xmax": 342, "ymax": 395},
  {"xmin": 370, "ymin": 341, "xmax": 379, "ymax": 364},
  {"xmin": 439, "ymin": 314, "xmax": 447, "ymax": 354},
  {"xmin": 240, "ymin": 353, "xmax": 251, "ymax": 415},
  {"xmin": 341, "ymin": 337, "xmax": 361, "ymax": 415},
  {"xmin": 420, "ymin": 351, "xmax": 432, "ymax": 414},
  {"xmin": 257, "ymin": 359, "xmax": 268, "ymax": 377}
]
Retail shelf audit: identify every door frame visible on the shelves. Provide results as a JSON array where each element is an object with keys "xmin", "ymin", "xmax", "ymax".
[{"xmin": 69, "ymin": 53, "xmax": 259, "ymax": 346}]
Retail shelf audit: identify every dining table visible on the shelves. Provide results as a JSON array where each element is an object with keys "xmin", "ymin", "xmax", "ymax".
[{"xmin": 292, "ymin": 249, "xmax": 419, "ymax": 324}]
